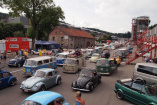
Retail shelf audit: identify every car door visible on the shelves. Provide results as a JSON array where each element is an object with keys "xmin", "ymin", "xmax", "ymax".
[
  {"xmin": 44, "ymin": 71, "xmax": 56, "ymax": 88},
  {"xmin": 130, "ymin": 83, "xmax": 149, "ymax": 105},
  {"xmin": 1, "ymin": 72, "xmax": 10, "ymax": 87}
]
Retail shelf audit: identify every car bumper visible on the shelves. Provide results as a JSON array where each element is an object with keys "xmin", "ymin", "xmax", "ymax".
[
  {"xmin": 8, "ymin": 64, "xmax": 17, "ymax": 66},
  {"xmin": 72, "ymin": 87, "xmax": 90, "ymax": 92},
  {"xmin": 99, "ymin": 72, "xmax": 110, "ymax": 75},
  {"xmin": 20, "ymin": 87, "xmax": 39, "ymax": 92}
]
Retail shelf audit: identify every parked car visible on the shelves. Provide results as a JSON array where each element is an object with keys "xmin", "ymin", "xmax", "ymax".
[
  {"xmin": 21, "ymin": 91, "xmax": 70, "ymax": 105},
  {"xmin": 96, "ymin": 58, "xmax": 117, "ymax": 75},
  {"xmin": 133, "ymin": 63, "xmax": 157, "ymax": 84},
  {"xmin": 0, "ymin": 68, "xmax": 17, "ymax": 89},
  {"xmin": 114, "ymin": 78, "xmax": 157, "ymax": 105},
  {"xmin": 31, "ymin": 50, "xmax": 39, "ymax": 55},
  {"xmin": 71, "ymin": 68, "xmax": 101, "ymax": 92},
  {"xmin": 20, "ymin": 68, "xmax": 61, "ymax": 92},
  {"xmin": 8, "ymin": 55, "xmax": 28, "ymax": 67},
  {"xmin": 89, "ymin": 53, "xmax": 101, "ymax": 63}
]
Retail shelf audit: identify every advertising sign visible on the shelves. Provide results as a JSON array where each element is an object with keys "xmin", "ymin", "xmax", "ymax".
[
  {"xmin": 9, "ymin": 44, "xmax": 19, "ymax": 48},
  {"xmin": 10, "ymin": 38, "xmax": 17, "ymax": 41}
]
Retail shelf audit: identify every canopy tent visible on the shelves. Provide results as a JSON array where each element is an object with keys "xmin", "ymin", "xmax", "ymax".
[{"xmin": 35, "ymin": 41, "xmax": 60, "ymax": 50}]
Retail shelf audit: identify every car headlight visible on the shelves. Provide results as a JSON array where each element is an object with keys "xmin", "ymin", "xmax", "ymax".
[
  {"xmin": 86, "ymin": 84, "xmax": 89, "ymax": 89},
  {"xmin": 73, "ymin": 82, "xmax": 76, "ymax": 86}
]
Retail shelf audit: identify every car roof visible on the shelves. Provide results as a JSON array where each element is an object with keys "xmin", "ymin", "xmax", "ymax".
[
  {"xmin": 136, "ymin": 63, "xmax": 157, "ymax": 68},
  {"xmin": 97, "ymin": 58, "xmax": 111, "ymax": 61},
  {"xmin": 92, "ymin": 53, "xmax": 100, "ymax": 55},
  {"xmin": 37, "ymin": 68, "xmax": 55, "ymax": 73},
  {"xmin": 26, "ymin": 56, "xmax": 52, "ymax": 61},
  {"xmin": 58, "ymin": 52, "xmax": 69, "ymax": 55},
  {"xmin": 23, "ymin": 91, "xmax": 64, "ymax": 104},
  {"xmin": 0, "ymin": 70, "xmax": 8, "ymax": 73}
]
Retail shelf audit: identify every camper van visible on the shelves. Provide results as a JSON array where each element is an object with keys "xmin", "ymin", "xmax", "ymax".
[{"xmin": 63, "ymin": 56, "xmax": 86, "ymax": 73}]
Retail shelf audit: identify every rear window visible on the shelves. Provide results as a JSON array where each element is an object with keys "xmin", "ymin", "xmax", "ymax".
[{"xmin": 137, "ymin": 65, "xmax": 153, "ymax": 75}]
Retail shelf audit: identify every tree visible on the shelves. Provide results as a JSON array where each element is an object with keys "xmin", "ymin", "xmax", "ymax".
[
  {"xmin": 1, "ymin": 0, "xmax": 64, "ymax": 49},
  {"xmin": 13, "ymin": 31, "xmax": 24, "ymax": 37}
]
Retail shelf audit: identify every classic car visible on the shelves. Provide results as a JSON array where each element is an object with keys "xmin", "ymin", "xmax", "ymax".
[
  {"xmin": 0, "ymin": 68, "xmax": 17, "ymax": 89},
  {"xmin": 89, "ymin": 53, "xmax": 101, "ymax": 63},
  {"xmin": 20, "ymin": 68, "xmax": 61, "ymax": 92},
  {"xmin": 96, "ymin": 58, "xmax": 117, "ymax": 75},
  {"xmin": 71, "ymin": 68, "xmax": 101, "ymax": 92},
  {"xmin": 55, "ymin": 52, "xmax": 69, "ymax": 65},
  {"xmin": 21, "ymin": 91, "xmax": 70, "ymax": 105},
  {"xmin": 115, "ymin": 49, "xmax": 128, "ymax": 58},
  {"xmin": 109, "ymin": 55, "xmax": 121, "ymax": 65},
  {"xmin": 31, "ymin": 50, "xmax": 39, "ymax": 55},
  {"xmin": 114, "ymin": 78, "xmax": 157, "ymax": 105},
  {"xmin": 8, "ymin": 55, "xmax": 28, "ymax": 67}
]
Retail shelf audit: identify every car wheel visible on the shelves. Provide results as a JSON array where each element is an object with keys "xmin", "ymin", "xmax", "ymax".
[
  {"xmin": 9, "ymin": 79, "xmax": 16, "ymax": 86},
  {"xmin": 18, "ymin": 63, "xmax": 21, "ymax": 67},
  {"xmin": 90, "ymin": 85, "xmax": 94, "ymax": 92},
  {"xmin": 40, "ymin": 85, "xmax": 46, "ymax": 91},
  {"xmin": 116, "ymin": 91, "xmax": 123, "ymax": 100},
  {"xmin": 57, "ymin": 78, "xmax": 61, "ymax": 85}
]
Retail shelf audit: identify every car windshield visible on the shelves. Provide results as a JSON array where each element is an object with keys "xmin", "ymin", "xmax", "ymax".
[
  {"xmin": 22, "ymin": 100, "xmax": 41, "ymax": 105},
  {"xmin": 33, "ymin": 71, "xmax": 45, "ymax": 78},
  {"xmin": 110, "ymin": 55, "xmax": 119, "ymax": 59},
  {"xmin": 145, "ymin": 84, "xmax": 157, "ymax": 95},
  {"xmin": 79, "ymin": 70, "xmax": 92, "ymax": 77},
  {"xmin": 24, "ymin": 60, "xmax": 36, "ymax": 66},
  {"xmin": 14, "ymin": 56, "xmax": 22, "ymax": 60},
  {"xmin": 96, "ymin": 60, "xmax": 109, "ymax": 66},
  {"xmin": 118, "ymin": 50, "xmax": 126, "ymax": 53},
  {"xmin": 64, "ymin": 59, "xmax": 76, "ymax": 65}
]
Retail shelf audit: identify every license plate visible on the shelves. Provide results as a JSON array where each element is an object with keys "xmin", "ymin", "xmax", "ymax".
[{"xmin": 24, "ymin": 90, "xmax": 28, "ymax": 92}]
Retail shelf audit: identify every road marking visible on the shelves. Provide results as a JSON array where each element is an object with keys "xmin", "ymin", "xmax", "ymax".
[{"xmin": 10, "ymin": 69, "xmax": 23, "ymax": 73}]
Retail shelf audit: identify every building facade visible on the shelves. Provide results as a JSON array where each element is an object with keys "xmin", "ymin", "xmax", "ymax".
[{"xmin": 49, "ymin": 26, "xmax": 95, "ymax": 49}]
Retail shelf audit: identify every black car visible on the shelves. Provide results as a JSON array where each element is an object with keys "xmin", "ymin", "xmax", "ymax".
[
  {"xmin": 71, "ymin": 68, "xmax": 101, "ymax": 92},
  {"xmin": 8, "ymin": 56, "xmax": 28, "ymax": 67}
]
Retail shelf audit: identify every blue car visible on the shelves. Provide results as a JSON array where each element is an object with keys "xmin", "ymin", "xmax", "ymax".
[
  {"xmin": 56, "ymin": 52, "xmax": 69, "ymax": 65},
  {"xmin": 21, "ymin": 91, "xmax": 70, "ymax": 105},
  {"xmin": 0, "ymin": 68, "xmax": 17, "ymax": 89}
]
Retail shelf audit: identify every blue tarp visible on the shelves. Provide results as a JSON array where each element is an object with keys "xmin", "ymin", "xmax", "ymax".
[{"xmin": 35, "ymin": 41, "xmax": 60, "ymax": 50}]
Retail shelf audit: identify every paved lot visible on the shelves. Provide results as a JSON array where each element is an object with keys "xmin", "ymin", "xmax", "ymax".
[{"xmin": 0, "ymin": 51, "xmax": 136, "ymax": 105}]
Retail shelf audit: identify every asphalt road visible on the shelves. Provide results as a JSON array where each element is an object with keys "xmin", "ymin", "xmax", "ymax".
[{"xmin": 0, "ymin": 51, "xmax": 135, "ymax": 105}]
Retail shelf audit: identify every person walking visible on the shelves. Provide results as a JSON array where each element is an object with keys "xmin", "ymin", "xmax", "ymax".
[{"xmin": 75, "ymin": 91, "xmax": 85, "ymax": 105}]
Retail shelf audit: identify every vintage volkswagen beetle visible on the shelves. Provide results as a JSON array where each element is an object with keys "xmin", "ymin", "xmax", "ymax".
[
  {"xmin": 20, "ymin": 68, "xmax": 61, "ymax": 92},
  {"xmin": 71, "ymin": 68, "xmax": 101, "ymax": 92},
  {"xmin": 0, "ymin": 67, "xmax": 17, "ymax": 89},
  {"xmin": 89, "ymin": 53, "xmax": 101, "ymax": 63},
  {"xmin": 114, "ymin": 78, "xmax": 157, "ymax": 105},
  {"xmin": 21, "ymin": 91, "xmax": 70, "ymax": 105},
  {"xmin": 8, "ymin": 55, "xmax": 28, "ymax": 67},
  {"xmin": 96, "ymin": 58, "xmax": 117, "ymax": 75}
]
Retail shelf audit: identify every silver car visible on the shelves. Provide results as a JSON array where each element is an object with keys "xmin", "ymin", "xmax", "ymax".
[{"xmin": 20, "ymin": 68, "xmax": 61, "ymax": 92}]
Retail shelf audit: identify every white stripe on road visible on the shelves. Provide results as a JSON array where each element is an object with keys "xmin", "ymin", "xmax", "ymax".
[{"xmin": 10, "ymin": 69, "xmax": 23, "ymax": 73}]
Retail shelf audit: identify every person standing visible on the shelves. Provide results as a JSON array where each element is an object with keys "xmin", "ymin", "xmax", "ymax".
[
  {"xmin": 75, "ymin": 91, "xmax": 85, "ymax": 105},
  {"xmin": 3, "ymin": 51, "xmax": 7, "ymax": 63}
]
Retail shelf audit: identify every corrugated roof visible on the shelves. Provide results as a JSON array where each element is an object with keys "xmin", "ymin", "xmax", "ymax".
[{"xmin": 50, "ymin": 26, "xmax": 95, "ymax": 39}]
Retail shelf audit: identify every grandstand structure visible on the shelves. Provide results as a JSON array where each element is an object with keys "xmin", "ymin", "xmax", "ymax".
[{"xmin": 126, "ymin": 16, "xmax": 157, "ymax": 64}]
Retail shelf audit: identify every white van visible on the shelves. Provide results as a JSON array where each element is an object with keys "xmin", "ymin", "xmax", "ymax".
[
  {"xmin": 63, "ymin": 56, "xmax": 86, "ymax": 73},
  {"xmin": 133, "ymin": 63, "xmax": 157, "ymax": 84}
]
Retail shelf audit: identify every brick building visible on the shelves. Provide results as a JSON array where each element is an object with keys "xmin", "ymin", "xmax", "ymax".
[{"xmin": 49, "ymin": 26, "xmax": 95, "ymax": 49}]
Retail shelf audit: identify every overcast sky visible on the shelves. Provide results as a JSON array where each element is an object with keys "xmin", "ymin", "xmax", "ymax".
[{"xmin": 0, "ymin": 0, "xmax": 157, "ymax": 33}]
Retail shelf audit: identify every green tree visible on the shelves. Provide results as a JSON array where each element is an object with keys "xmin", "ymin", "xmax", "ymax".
[
  {"xmin": 3, "ymin": 23, "xmax": 14, "ymax": 37},
  {"xmin": 1, "ymin": 0, "xmax": 64, "ymax": 49},
  {"xmin": 13, "ymin": 31, "xmax": 24, "ymax": 37}
]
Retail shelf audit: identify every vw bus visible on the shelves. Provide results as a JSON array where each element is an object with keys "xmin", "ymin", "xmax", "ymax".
[
  {"xmin": 23, "ymin": 56, "xmax": 57, "ymax": 76},
  {"xmin": 63, "ymin": 56, "xmax": 86, "ymax": 73},
  {"xmin": 96, "ymin": 58, "xmax": 117, "ymax": 75},
  {"xmin": 55, "ymin": 52, "xmax": 69, "ymax": 65}
]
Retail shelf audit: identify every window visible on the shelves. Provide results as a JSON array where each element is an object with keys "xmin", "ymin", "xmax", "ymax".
[
  {"xmin": 38, "ymin": 61, "xmax": 43, "ymax": 65},
  {"xmin": 152, "ymin": 68, "xmax": 157, "ymax": 76},
  {"xmin": 131, "ymin": 83, "xmax": 143, "ymax": 91},
  {"xmin": 137, "ymin": 65, "xmax": 153, "ymax": 75},
  {"xmin": 44, "ymin": 59, "xmax": 49, "ymax": 63},
  {"xmin": 48, "ymin": 98, "xmax": 64, "ymax": 105},
  {"xmin": 61, "ymin": 37, "xmax": 63, "ymax": 41},
  {"xmin": 124, "ymin": 81, "xmax": 132, "ymax": 88},
  {"xmin": 47, "ymin": 72, "xmax": 53, "ymax": 77},
  {"xmin": 53, "ymin": 37, "xmax": 55, "ymax": 41},
  {"xmin": 3, "ymin": 72, "xmax": 10, "ymax": 78},
  {"xmin": 50, "ymin": 58, "xmax": 53, "ymax": 62}
]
